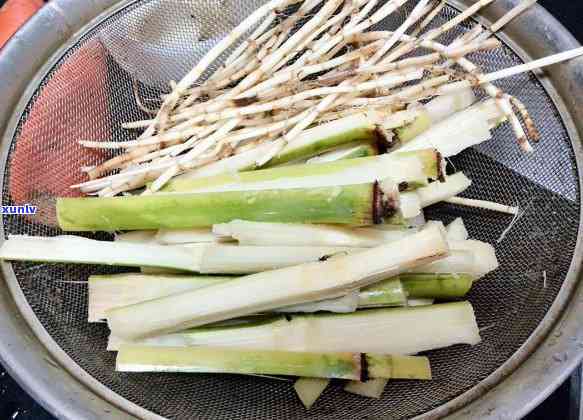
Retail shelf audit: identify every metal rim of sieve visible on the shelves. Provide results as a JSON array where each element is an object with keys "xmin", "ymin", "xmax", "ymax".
[{"xmin": 0, "ymin": 1, "xmax": 581, "ymax": 419}]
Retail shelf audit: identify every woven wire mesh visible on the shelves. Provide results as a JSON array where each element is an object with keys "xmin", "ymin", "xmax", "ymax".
[{"xmin": 0, "ymin": 1, "xmax": 580, "ymax": 419}]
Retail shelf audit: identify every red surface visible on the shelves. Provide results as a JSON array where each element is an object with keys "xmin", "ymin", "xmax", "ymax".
[
  {"xmin": 0, "ymin": 0, "xmax": 43, "ymax": 49},
  {"xmin": 8, "ymin": 38, "xmax": 111, "ymax": 225}
]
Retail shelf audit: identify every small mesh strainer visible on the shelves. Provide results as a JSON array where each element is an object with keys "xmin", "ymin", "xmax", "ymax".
[{"xmin": 0, "ymin": 1, "xmax": 582, "ymax": 419}]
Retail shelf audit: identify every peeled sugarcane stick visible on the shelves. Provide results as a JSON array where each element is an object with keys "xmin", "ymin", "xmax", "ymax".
[
  {"xmin": 116, "ymin": 345, "xmax": 427, "ymax": 381},
  {"xmin": 106, "ymin": 225, "xmax": 449, "ymax": 340},
  {"xmin": 107, "ymin": 301, "xmax": 480, "ymax": 354},
  {"xmin": 394, "ymin": 88, "xmax": 476, "ymax": 143},
  {"xmin": 0, "ymin": 236, "xmax": 357, "ymax": 274},
  {"xmin": 213, "ymin": 220, "xmax": 418, "ymax": 247},
  {"xmin": 163, "ymin": 148, "xmax": 442, "ymax": 194},
  {"xmin": 404, "ymin": 172, "xmax": 472, "ymax": 208},
  {"xmin": 396, "ymin": 100, "xmax": 504, "ymax": 157},
  {"xmin": 88, "ymin": 272, "xmax": 473, "ymax": 322}
]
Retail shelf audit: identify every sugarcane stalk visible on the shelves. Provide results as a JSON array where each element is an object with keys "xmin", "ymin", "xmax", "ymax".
[
  {"xmin": 106, "ymin": 225, "xmax": 449, "ymax": 340},
  {"xmin": 358, "ymin": 277, "xmax": 407, "ymax": 307},
  {"xmin": 107, "ymin": 301, "xmax": 481, "ymax": 354},
  {"xmin": 116, "ymin": 345, "xmax": 427, "ymax": 381},
  {"xmin": 401, "ymin": 273, "xmax": 474, "ymax": 299},
  {"xmin": 88, "ymin": 274, "xmax": 232, "ymax": 323},
  {"xmin": 0, "ymin": 236, "xmax": 198, "ymax": 272},
  {"xmin": 213, "ymin": 220, "xmax": 417, "ymax": 247},
  {"xmin": 396, "ymin": 100, "xmax": 503, "ymax": 157},
  {"xmin": 88, "ymin": 271, "xmax": 473, "ymax": 322},
  {"xmin": 0, "ymin": 236, "xmax": 358, "ymax": 275},
  {"xmin": 394, "ymin": 88, "xmax": 476, "ymax": 143},
  {"xmin": 163, "ymin": 148, "xmax": 442, "ymax": 194},
  {"xmin": 58, "ymin": 182, "xmax": 391, "ymax": 232},
  {"xmin": 116, "ymin": 346, "xmax": 368, "ymax": 380}
]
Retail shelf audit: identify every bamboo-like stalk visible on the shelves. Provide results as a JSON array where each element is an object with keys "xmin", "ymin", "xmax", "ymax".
[
  {"xmin": 88, "ymin": 271, "xmax": 472, "ymax": 322},
  {"xmin": 106, "ymin": 225, "xmax": 449, "ymax": 340},
  {"xmin": 0, "ymin": 235, "xmax": 198, "ymax": 271},
  {"xmin": 396, "ymin": 100, "xmax": 503, "ymax": 157},
  {"xmin": 107, "ymin": 301, "xmax": 480, "ymax": 354},
  {"xmin": 163, "ymin": 149, "xmax": 442, "ymax": 194},
  {"xmin": 116, "ymin": 345, "xmax": 372, "ymax": 379},
  {"xmin": 116, "ymin": 345, "xmax": 430, "ymax": 382},
  {"xmin": 450, "ymin": 240, "xmax": 498, "ymax": 278},
  {"xmin": 400, "ymin": 273, "xmax": 474, "ymax": 298},
  {"xmin": 358, "ymin": 277, "xmax": 407, "ymax": 307},
  {"xmin": 411, "ymin": 172, "xmax": 473, "ymax": 208},
  {"xmin": 59, "ymin": 183, "xmax": 389, "ymax": 231},
  {"xmin": 88, "ymin": 274, "xmax": 231, "ymax": 322},
  {"xmin": 213, "ymin": 220, "xmax": 417, "ymax": 247},
  {"xmin": 0, "ymin": 237, "xmax": 359, "ymax": 275}
]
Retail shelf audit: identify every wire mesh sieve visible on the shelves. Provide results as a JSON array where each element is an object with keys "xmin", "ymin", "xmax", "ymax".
[{"xmin": 0, "ymin": 1, "xmax": 581, "ymax": 419}]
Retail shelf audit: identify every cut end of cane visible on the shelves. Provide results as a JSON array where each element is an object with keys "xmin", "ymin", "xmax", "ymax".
[{"xmin": 373, "ymin": 180, "xmax": 400, "ymax": 224}]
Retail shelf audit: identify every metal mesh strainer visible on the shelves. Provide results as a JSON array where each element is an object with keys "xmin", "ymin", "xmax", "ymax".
[{"xmin": 0, "ymin": 1, "xmax": 582, "ymax": 419}]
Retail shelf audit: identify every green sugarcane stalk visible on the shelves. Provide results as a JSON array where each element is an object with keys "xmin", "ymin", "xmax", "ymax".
[
  {"xmin": 264, "ymin": 114, "xmax": 386, "ymax": 167},
  {"xmin": 358, "ymin": 277, "xmax": 407, "ymax": 307},
  {"xmin": 58, "ymin": 183, "xmax": 395, "ymax": 232},
  {"xmin": 116, "ymin": 345, "xmax": 429, "ymax": 381},
  {"xmin": 401, "ymin": 273, "xmax": 474, "ymax": 299},
  {"xmin": 358, "ymin": 273, "xmax": 473, "ymax": 307},
  {"xmin": 394, "ymin": 113, "xmax": 432, "ymax": 144},
  {"xmin": 161, "ymin": 149, "xmax": 441, "ymax": 194}
]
